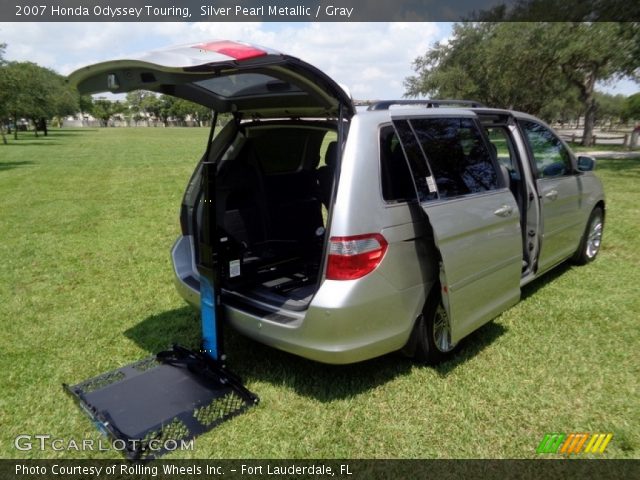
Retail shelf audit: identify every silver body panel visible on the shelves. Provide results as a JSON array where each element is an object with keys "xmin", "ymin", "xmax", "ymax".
[{"xmin": 172, "ymin": 108, "xmax": 605, "ymax": 364}]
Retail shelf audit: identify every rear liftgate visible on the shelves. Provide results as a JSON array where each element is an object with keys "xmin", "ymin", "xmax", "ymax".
[{"xmin": 64, "ymin": 114, "xmax": 259, "ymax": 460}]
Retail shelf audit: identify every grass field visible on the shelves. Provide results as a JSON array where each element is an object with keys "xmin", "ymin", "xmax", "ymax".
[{"xmin": 1, "ymin": 128, "xmax": 638, "ymax": 459}]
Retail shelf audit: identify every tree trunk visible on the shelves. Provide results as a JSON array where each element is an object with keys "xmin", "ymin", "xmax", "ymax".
[
  {"xmin": 579, "ymin": 70, "xmax": 598, "ymax": 147},
  {"xmin": 13, "ymin": 113, "xmax": 18, "ymax": 140},
  {"xmin": 41, "ymin": 117, "xmax": 48, "ymax": 136}
]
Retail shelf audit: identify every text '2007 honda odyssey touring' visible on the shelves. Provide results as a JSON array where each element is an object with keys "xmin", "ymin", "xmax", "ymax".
[{"xmin": 70, "ymin": 40, "xmax": 605, "ymax": 365}]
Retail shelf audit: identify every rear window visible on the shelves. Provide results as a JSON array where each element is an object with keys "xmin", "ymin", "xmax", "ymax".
[
  {"xmin": 248, "ymin": 127, "xmax": 328, "ymax": 174},
  {"xmin": 195, "ymin": 74, "xmax": 303, "ymax": 98}
]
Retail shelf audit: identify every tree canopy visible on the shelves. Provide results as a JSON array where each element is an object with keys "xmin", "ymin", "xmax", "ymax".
[
  {"xmin": 91, "ymin": 98, "xmax": 125, "ymax": 127},
  {"xmin": 0, "ymin": 58, "xmax": 79, "ymax": 141},
  {"xmin": 622, "ymin": 93, "xmax": 640, "ymax": 123},
  {"xmin": 405, "ymin": 22, "xmax": 640, "ymax": 145}
]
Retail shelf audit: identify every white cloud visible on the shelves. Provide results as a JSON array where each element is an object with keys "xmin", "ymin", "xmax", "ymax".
[{"xmin": 0, "ymin": 21, "xmax": 443, "ymax": 99}]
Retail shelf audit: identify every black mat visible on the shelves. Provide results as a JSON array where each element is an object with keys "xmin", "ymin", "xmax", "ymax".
[{"xmin": 64, "ymin": 347, "xmax": 259, "ymax": 459}]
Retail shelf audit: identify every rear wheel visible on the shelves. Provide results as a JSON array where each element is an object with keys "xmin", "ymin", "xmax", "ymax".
[
  {"xmin": 572, "ymin": 207, "xmax": 604, "ymax": 265},
  {"xmin": 413, "ymin": 293, "xmax": 458, "ymax": 365}
]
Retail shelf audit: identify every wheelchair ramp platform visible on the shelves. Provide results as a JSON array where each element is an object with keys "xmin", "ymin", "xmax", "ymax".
[{"xmin": 64, "ymin": 346, "xmax": 259, "ymax": 460}]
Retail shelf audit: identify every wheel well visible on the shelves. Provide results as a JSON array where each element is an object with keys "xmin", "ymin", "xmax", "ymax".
[
  {"xmin": 401, "ymin": 281, "xmax": 441, "ymax": 358},
  {"xmin": 595, "ymin": 200, "xmax": 606, "ymax": 223}
]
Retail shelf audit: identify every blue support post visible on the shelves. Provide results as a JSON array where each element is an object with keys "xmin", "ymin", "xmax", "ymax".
[{"xmin": 200, "ymin": 276, "xmax": 218, "ymax": 361}]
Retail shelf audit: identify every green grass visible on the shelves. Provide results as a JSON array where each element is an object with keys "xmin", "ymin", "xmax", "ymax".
[{"xmin": 1, "ymin": 128, "xmax": 638, "ymax": 459}]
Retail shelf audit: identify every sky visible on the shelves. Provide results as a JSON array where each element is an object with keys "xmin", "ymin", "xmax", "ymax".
[{"xmin": 0, "ymin": 22, "xmax": 637, "ymax": 100}]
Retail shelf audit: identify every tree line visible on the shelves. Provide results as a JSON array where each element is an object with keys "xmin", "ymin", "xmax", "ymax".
[
  {"xmin": 0, "ymin": 43, "xmax": 214, "ymax": 144},
  {"xmin": 405, "ymin": 22, "xmax": 640, "ymax": 145},
  {"xmin": 88, "ymin": 91, "xmax": 214, "ymax": 128},
  {"xmin": 0, "ymin": 43, "xmax": 78, "ymax": 144}
]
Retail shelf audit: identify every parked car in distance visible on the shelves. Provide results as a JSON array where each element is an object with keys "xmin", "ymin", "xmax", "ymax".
[{"xmin": 69, "ymin": 40, "xmax": 605, "ymax": 365}]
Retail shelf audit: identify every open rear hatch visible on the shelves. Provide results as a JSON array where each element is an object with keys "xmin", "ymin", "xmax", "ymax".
[{"xmin": 68, "ymin": 40, "xmax": 354, "ymax": 119}]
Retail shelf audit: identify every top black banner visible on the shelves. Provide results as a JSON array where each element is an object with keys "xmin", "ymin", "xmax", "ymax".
[{"xmin": 3, "ymin": 0, "xmax": 639, "ymax": 22}]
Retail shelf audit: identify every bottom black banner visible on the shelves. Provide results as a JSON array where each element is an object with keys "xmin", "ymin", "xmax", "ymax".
[{"xmin": 2, "ymin": 459, "xmax": 639, "ymax": 480}]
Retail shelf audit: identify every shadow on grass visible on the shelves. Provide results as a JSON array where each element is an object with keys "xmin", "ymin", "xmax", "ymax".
[
  {"xmin": 2, "ymin": 134, "xmax": 63, "ymax": 145},
  {"xmin": 0, "ymin": 160, "xmax": 36, "ymax": 171},
  {"xmin": 433, "ymin": 321, "xmax": 507, "ymax": 377},
  {"xmin": 125, "ymin": 306, "xmax": 415, "ymax": 401},
  {"xmin": 49, "ymin": 129, "xmax": 99, "ymax": 136},
  {"xmin": 124, "ymin": 303, "xmax": 505, "ymax": 401},
  {"xmin": 596, "ymin": 158, "xmax": 640, "ymax": 177},
  {"xmin": 521, "ymin": 262, "xmax": 572, "ymax": 301}
]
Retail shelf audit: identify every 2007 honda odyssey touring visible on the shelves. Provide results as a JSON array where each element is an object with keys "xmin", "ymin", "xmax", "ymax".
[{"xmin": 70, "ymin": 40, "xmax": 605, "ymax": 365}]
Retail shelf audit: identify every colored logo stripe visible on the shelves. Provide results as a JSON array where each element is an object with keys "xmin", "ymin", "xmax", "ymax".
[
  {"xmin": 536, "ymin": 433, "xmax": 565, "ymax": 453},
  {"xmin": 537, "ymin": 433, "xmax": 613, "ymax": 454},
  {"xmin": 560, "ymin": 433, "xmax": 588, "ymax": 454},
  {"xmin": 584, "ymin": 433, "xmax": 613, "ymax": 454}
]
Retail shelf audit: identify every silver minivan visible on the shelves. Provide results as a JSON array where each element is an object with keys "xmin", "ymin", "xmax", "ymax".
[{"xmin": 70, "ymin": 40, "xmax": 605, "ymax": 365}]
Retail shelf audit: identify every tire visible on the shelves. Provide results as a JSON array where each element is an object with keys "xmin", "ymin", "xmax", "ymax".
[
  {"xmin": 572, "ymin": 206, "xmax": 604, "ymax": 265},
  {"xmin": 412, "ymin": 292, "xmax": 458, "ymax": 365}
]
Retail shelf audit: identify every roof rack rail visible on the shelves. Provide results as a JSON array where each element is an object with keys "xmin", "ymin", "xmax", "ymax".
[{"xmin": 367, "ymin": 99, "xmax": 485, "ymax": 111}]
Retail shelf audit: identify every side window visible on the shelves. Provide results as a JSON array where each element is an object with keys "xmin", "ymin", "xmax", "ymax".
[
  {"xmin": 393, "ymin": 120, "xmax": 438, "ymax": 202},
  {"xmin": 410, "ymin": 118, "xmax": 498, "ymax": 199},
  {"xmin": 485, "ymin": 127, "xmax": 516, "ymax": 171},
  {"xmin": 485, "ymin": 126, "xmax": 520, "ymax": 180},
  {"xmin": 520, "ymin": 120, "xmax": 572, "ymax": 179},
  {"xmin": 379, "ymin": 125, "xmax": 416, "ymax": 202}
]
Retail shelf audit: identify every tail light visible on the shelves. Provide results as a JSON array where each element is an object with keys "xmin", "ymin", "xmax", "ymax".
[{"xmin": 326, "ymin": 234, "xmax": 388, "ymax": 280}]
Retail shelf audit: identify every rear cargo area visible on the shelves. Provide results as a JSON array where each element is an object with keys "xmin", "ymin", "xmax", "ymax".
[{"xmin": 209, "ymin": 122, "xmax": 336, "ymax": 312}]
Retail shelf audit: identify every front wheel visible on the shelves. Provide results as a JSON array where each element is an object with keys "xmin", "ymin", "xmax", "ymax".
[
  {"xmin": 572, "ymin": 207, "xmax": 604, "ymax": 265},
  {"xmin": 413, "ymin": 295, "xmax": 458, "ymax": 365}
]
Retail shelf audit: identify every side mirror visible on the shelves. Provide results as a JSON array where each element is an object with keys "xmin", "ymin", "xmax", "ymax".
[{"xmin": 577, "ymin": 155, "xmax": 596, "ymax": 172}]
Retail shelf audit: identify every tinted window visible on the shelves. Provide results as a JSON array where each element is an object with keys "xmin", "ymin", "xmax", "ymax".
[
  {"xmin": 379, "ymin": 125, "xmax": 417, "ymax": 202},
  {"xmin": 410, "ymin": 118, "xmax": 498, "ymax": 198},
  {"xmin": 196, "ymin": 74, "xmax": 303, "ymax": 98},
  {"xmin": 393, "ymin": 120, "xmax": 438, "ymax": 202},
  {"xmin": 485, "ymin": 127, "xmax": 521, "ymax": 180},
  {"xmin": 520, "ymin": 120, "xmax": 572, "ymax": 178},
  {"xmin": 249, "ymin": 128, "xmax": 325, "ymax": 174}
]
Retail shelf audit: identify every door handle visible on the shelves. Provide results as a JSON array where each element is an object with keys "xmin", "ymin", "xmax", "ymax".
[
  {"xmin": 494, "ymin": 205, "xmax": 513, "ymax": 217},
  {"xmin": 545, "ymin": 189, "xmax": 558, "ymax": 201}
]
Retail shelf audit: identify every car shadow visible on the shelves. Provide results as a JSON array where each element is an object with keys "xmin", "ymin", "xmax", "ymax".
[
  {"xmin": 432, "ymin": 321, "xmax": 507, "ymax": 377},
  {"xmin": 124, "ymin": 303, "xmax": 504, "ymax": 401},
  {"xmin": 521, "ymin": 262, "xmax": 572, "ymax": 301}
]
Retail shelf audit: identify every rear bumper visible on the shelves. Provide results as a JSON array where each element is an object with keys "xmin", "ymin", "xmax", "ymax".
[{"xmin": 171, "ymin": 236, "xmax": 422, "ymax": 364}]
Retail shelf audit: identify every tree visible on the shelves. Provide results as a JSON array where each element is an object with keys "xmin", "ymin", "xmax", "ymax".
[
  {"xmin": 554, "ymin": 23, "xmax": 638, "ymax": 145},
  {"xmin": 404, "ymin": 23, "xmax": 572, "ymax": 115},
  {"xmin": 168, "ymin": 98, "xmax": 194, "ymax": 125},
  {"xmin": 405, "ymin": 22, "xmax": 640, "ymax": 145},
  {"xmin": 125, "ymin": 90, "xmax": 162, "ymax": 125},
  {"xmin": 78, "ymin": 95, "xmax": 94, "ymax": 125},
  {"xmin": 0, "ymin": 62, "xmax": 49, "ymax": 139},
  {"xmin": 190, "ymin": 103, "xmax": 213, "ymax": 127},
  {"xmin": 622, "ymin": 93, "xmax": 640, "ymax": 122},
  {"xmin": 0, "ymin": 61, "xmax": 78, "ymax": 140},
  {"xmin": 0, "ymin": 42, "xmax": 6, "ymax": 64},
  {"xmin": 91, "ymin": 98, "xmax": 124, "ymax": 127},
  {"xmin": 594, "ymin": 92, "xmax": 626, "ymax": 128}
]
